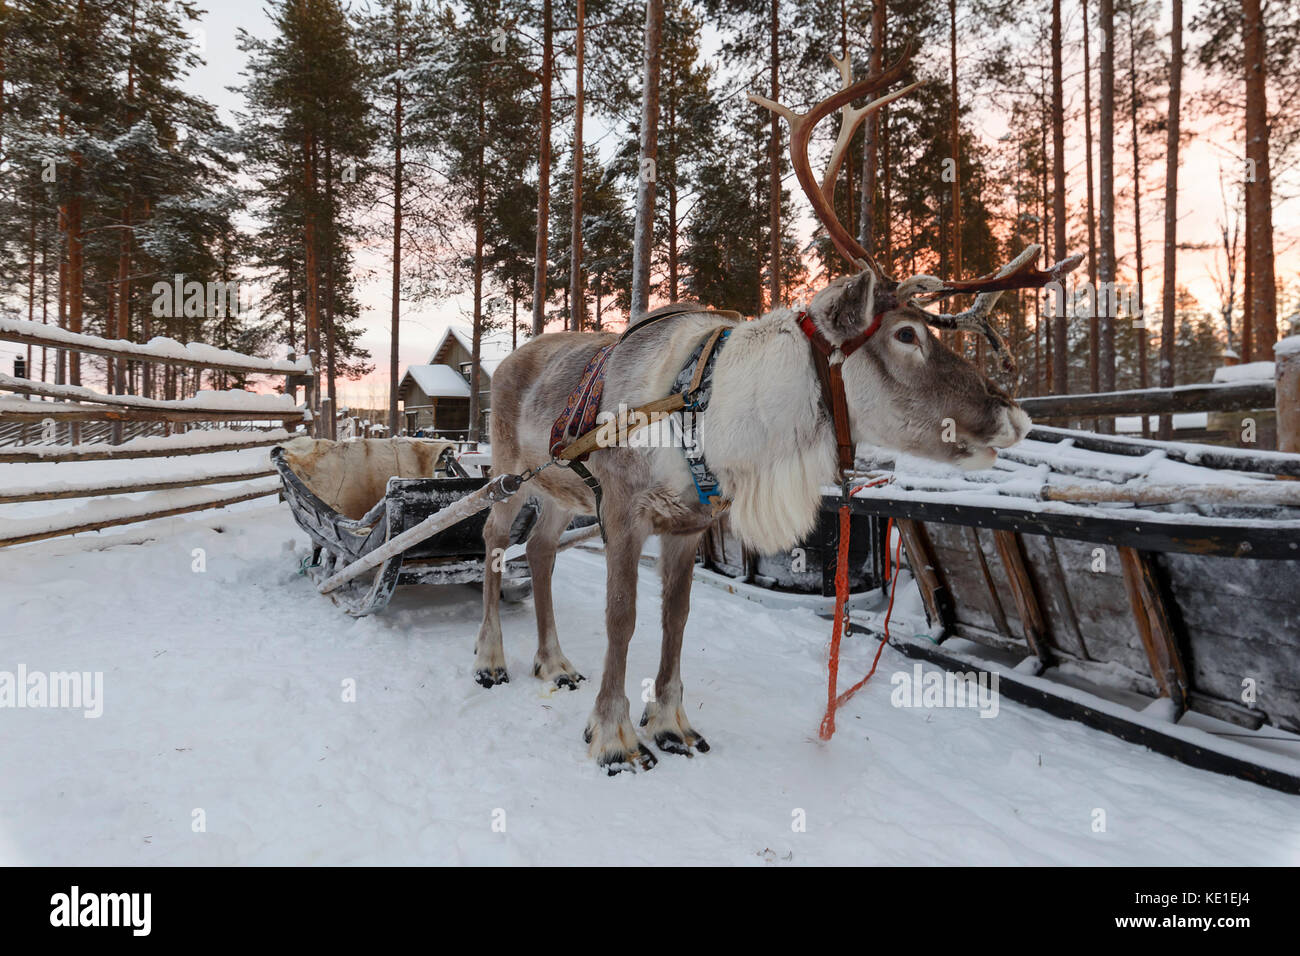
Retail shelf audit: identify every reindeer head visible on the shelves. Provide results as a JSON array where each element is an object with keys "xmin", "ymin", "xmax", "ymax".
[{"xmin": 750, "ymin": 51, "xmax": 1082, "ymax": 471}]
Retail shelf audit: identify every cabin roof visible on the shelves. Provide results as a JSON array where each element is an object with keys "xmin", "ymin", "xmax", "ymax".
[
  {"xmin": 428, "ymin": 327, "xmax": 513, "ymax": 377},
  {"xmin": 400, "ymin": 364, "xmax": 471, "ymax": 399}
]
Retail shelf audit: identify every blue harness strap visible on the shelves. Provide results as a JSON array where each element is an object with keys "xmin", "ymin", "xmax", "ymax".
[{"xmin": 671, "ymin": 328, "xmax": 732, "ymax": 508}]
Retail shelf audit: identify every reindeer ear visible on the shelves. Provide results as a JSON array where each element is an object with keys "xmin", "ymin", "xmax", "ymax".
[{"xmin": 826, "ymin": 270, "xmax": 877, "ymax": 338}]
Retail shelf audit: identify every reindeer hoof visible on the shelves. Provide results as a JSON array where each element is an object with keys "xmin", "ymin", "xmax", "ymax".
[
  {"xmin": 599, "ymin": 744, "xmax": 658, "ymax": 775},
  {"xmin": 641, "ymin": 702, "xmax": 710, "ymax": 756},
  {"xmin": 653, "ymin": 731, "xmax": 710, "ymax": 756},
  {"xmin": 475, "ymin": 667, "xmax": 509, "ymax": 688},
  {"xmin": 533, "ymin": 656, "xmax": 585, "ymax": 690}
]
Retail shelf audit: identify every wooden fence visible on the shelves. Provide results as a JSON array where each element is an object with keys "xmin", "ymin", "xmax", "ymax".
[
  {"xmin": 0, "ymin": 319, "xmax": 313, "ymax": 547},
  {"xmin": 1018, "ymin": 352, "xmax": 1299, "ymax": 453}
]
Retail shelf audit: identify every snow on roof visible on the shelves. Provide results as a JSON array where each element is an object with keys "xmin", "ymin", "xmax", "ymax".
[
  {"xmin": 1277, "ymin": 334, "xmax": 1300, "ymax": 357},
  {"xmin": 402, "ymin": 364, "xmax": 471, "ymax": 398},
  {"xmin": 0, "ymin": 317, "xmax": 311, "ymax": 374},
  {"xmin": 1213, "ymin": 361, "xmax": 1275, "ymax": 384},
  {"xmin": 428, "ymin": 326, "xmax": 514, "ymax": 377}
]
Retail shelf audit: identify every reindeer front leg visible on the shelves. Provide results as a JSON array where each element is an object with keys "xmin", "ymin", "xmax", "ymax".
[
  {"xmin": 584, "ymin": 499, "xmax": 656, "ymax": 773},
  {"xmin": 473, "ymin": 493, "xmax": 526, "ymax": 687},
  {"xmin": 640, "ymin": 530, "xmax": 710, "ymax": 755}
]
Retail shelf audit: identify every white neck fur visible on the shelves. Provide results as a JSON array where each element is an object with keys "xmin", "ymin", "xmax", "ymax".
[{"xmin": 699, "ymin": 308, "xmax": 840, "ymax": 554}]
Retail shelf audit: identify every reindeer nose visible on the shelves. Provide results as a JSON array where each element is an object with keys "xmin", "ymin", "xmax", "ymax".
[{"xmin": 990, "ymin": 406, "xmax": 1031, "ymax": 448}]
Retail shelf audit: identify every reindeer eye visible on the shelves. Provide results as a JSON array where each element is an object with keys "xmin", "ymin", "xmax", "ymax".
[{"xmin": 895, "ymin": 326, "xmax": 918, "ymax": 345}]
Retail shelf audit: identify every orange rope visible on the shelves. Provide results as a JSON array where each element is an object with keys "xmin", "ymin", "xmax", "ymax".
[
  {"xmin": 819, "ymin": 505, "xmax": 853, "ymax": 740},
  {"xmin": 819, "ymin": 514, "xmax": 904, "ymax": 740}
]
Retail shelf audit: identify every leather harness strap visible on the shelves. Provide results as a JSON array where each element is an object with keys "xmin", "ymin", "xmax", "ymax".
[
  {"xmin": 550, "ymin": 316, "xmax": 736, "ymax": 533},
  {"xmin": 797, "ymin": 311, "xmax": 885, "ymax": 477}
]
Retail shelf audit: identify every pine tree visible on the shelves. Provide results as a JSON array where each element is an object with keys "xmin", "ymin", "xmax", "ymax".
[{"xmin": 236, "ymin": 0, "xmax": 375, "ymax": 431}]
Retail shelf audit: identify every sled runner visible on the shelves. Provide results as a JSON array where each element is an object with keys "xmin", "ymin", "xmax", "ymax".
[{"xmin": 272, "ymin": 437, "xmax": 536, "ymax": 616}]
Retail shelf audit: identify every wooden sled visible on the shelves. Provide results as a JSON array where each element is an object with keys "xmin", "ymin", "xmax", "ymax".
[
  {"xmin": 272, "ymin": 438, "xmax": 535, "ymax": 616},
  {"xmin": 832, "ymin": 425, "xmax": 1300, "ymax": 794}
]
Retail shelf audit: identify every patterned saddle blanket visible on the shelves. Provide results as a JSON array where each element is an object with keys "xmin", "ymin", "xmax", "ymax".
[{"xmin": 549, "ymin": 343, "xmax": 616, "ymax": 460}]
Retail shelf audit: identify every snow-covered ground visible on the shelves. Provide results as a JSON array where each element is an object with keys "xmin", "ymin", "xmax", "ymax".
[{"xmin": 2, "ymin": 492, "xmax": 1299, "ymax": 865}]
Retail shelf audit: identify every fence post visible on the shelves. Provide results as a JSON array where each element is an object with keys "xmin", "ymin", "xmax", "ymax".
[{"xmin": 1278, "ymin": 337, "xmax": 1300, "ymax": 455}]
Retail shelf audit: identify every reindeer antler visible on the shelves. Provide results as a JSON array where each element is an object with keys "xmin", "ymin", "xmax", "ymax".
[
  {"xmin": 750, "ymin": 50, "xmax": 1086, "ymax": 375},
  {"xmin": 748, "ymin": 48, "xmax": 915, "ymax": 278},
  {"xmin": 900, "ymin": 246, "xmax": 1085, "ymax": 373}
]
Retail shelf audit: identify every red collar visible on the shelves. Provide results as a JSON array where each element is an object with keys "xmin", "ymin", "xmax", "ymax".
[
  {"xmin": 797, "ymin": 311, "xmax": 884, "ymax": 357},
  {"xmin": 796, "ymin": 310, "xmax": 883, "ymax": 477}
]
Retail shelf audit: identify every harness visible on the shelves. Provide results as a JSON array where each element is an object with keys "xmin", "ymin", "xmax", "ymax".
[
  {"xmin": 670, "ymin": 326, "xmax": 731, "ymax": 511},
  {"xmin": 796, "ymin": 309, "xmax": 885, "ymax": 476},
  {"xmin": 547, "ymin": 310, "xmax": 737, "ymax": 533},
  {"xmin": 546, "ymin": 303, "xmax": 884, "ymax": 535}
]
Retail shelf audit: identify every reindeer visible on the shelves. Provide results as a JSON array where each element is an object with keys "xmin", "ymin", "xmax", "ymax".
[{"xmin": 473, "ymin": 51, "xmax": 1082, "ymax": 772}]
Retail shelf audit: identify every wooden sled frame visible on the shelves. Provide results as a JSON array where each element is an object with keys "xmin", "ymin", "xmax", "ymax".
[
  {"xmin": 272, "ymin": 445, "xmax": 534, "ymax": 616},
  {"xmin": 828, "ymin": 460, "xmax": 1300, "ymax": 794}
]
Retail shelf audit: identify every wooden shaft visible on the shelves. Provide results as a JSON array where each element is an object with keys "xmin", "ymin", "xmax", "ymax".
[
  {"xmin": 556, "ymin": 394, "xmax": 685, "ymax": 462},
  {"xmin": 318, "ymin": 473, "xmax": 521, "ymax": 594}
]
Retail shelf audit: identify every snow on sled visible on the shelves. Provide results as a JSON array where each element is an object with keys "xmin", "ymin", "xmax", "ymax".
[
  {"xmin": 835, "ymin": 425, "xmax": 1300, "ymax": 794},
  {"xmin": 272, "ymin": 437, "xmax": 534, "ymax": 616}
]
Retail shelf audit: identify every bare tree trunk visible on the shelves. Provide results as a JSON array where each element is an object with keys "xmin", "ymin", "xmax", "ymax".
[
  {"xmin": 1082, "ymin": 0, "xmax": 1099, "ymax": 398},
  {"xmin": 1127, "ymin": 5, "xmax": 1148, "ymax": 435},
  {"xmin": 882, "ymin": 103, "xmax": 892, "ymax": 271},
  {"xmin": 1040, "ymin": 72, "xmax": 1052, "ymax": 392},
  {"xmin": 838, "ymin": 0, "xmax": 854, "ymax": 239},
  {"xmin": 40, "ymin": 230, "xmax": 49, "ymax": 383},
  {"xmin": 26, "ymin": 192, "xmax": 36, "ymax": 381},
  {"xmin": 531, "ymin": 0, "xmax": 552, "ymax": 337},
  {"xmin": 1242, "ymin": 210, "xmax": 1253, "ymax": 362},
  {"xmin": 389, "ymin": 15, "xmax": 403, "ymax": 433},
  {"xmin": 570, "ymin": 0, "xmax": 586, "ymax": 332},
  {"xmin": 1158, "ymin": 0, "xmax": 1181, "ymax": 440},
  {"xmin": 1097, "ymin": 0, "xmax": 1117, "ymax": 430},
  {"xmin": 303, "ymin": 128, "xmax": 321, "ymax": 428},
  {"xmin": 767, "ymin": 0, "xmax": 781, "ymax": 308},
  {"xmin": 64, "ymin": 191, "xmax": 83, "ymax": 387},
  {"xmin": 469, "ymin": 87, "xmax": 487, "ymax": 443},
  {"xmin": 1051, "ymin": 0, "xmax": 1067, "ymax": 394},
  {"xmin": 948, "ymin": 0, "xmax": 960, "ymax": 279},
  {"xmin": 859, "ymin": 0, "xmax": 885, "ymax": 250},
  {"xmin": 114, "ymin": 0, "xmax": 138, "ymax": 398},
  {"xmin": 630, "ymin": 0, "xmax": 662, "ymax": 318},
  {"xmin": 325, "ymin": 138, "xmax": 338, "ymax": 441},
  {"xmin": 1242, "ymin": 0, "xmax": 1277, "ymax": 360},
  {"xmin": 667, "ymin": 63, "xmax": 679, "ymax": 301}
]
